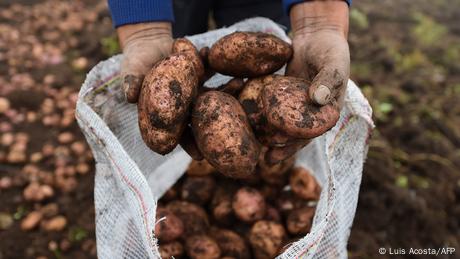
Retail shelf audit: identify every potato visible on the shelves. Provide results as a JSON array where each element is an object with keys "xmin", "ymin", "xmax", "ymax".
[
  {"xmin": 138, "ymin": 53, "xmax": 199, "ymax": 154},
  {"xmin": 154, "ymin": 207, "xmax": 184, "ymax": 242},
  {"xmin": 239, "ymin": 76, "xmax": 302, "ymax": 148},
  {"xmin": 289, "ymin": 167, "xmax": 321, "ymax": 200},
  {"xmin": 216, "ymin": 78, "xmax": 245, "ymax": 96},
  {"xmin": 264, "ymin": 139, "xmax": 310, "ymax": 165},
  {"xmin": 186, "ymin": 159, "xmax": 215, "ymax": 176},
  {"xmin": 181, "ymin": 175, "xmax": 215, "ymax": 205},
  {"xmin": 172, "ymin": 38, "xmax": 204, "ymax": 81},
  {"xmin": 265, "ymin": 205, "xmax": 282, "ymax": 222},
  {"xmin": 275, "ymin": 190, "xmax": 310, "ymax": 216},
  {"xmin": 192, "ymin": 91, "xmax": 260, "ymax": 179},
  {"xmin": 166, "ymin": 201, "xmax": 209, "ymax": 236},
  {"xmin": 258, "ymin": 147, "xmax": 295, "ymax": 185},
  {"xmin": 185, "ymin": 235, "xmax": 221, "ymax": 259},
  {"xmin": 208, "ymin": 32, "xmax": 292, "ymax": 77},
  {"xmin": 262, "ymin": 76, "xmax": 340, "ymax": 139},
  {"xmin": 210, "ymin": 186, "xmax": 236, "ymax": 225},
  {"xmin": 210, "ymin": 228, "xmax": 250, "ymax": 259},
  {"xmin": 286, "ymin": 207, "xmax": 316, "ymax": 235},
  {"xmin": 238, "ymin": 76, "xmax": 273, "ymax": 133},
  {"xmin": 159, "ymin": 241, "xmax": 184, "ymax": 258},
  {"xmin": 232, "ymin": 187, "xmax": 266, "ymax": 222},
  {"xmin": 180, "ymin": 124, "xmax": 203, "ymax": 161},
  {"xmin": 199, "ymin": 46, "xmax": 216, "ymax": 81},
  {"xmin": 249, "ymin": 220, "xmax": 286, "ymax": 259}
]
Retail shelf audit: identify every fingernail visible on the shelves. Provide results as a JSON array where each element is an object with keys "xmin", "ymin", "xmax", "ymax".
[{"xmin": 313, "ymin": 85, "xmax": 331, "ymax": 105}]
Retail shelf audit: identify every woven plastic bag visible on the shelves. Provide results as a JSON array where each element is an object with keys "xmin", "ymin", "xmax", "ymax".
[{"xmin": 76, "ymin": 17, "xmax": 374, "ymax": 259}]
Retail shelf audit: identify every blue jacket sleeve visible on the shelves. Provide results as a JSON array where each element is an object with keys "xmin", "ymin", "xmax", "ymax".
[
  {"xmin": 283, "ymin": 0, "xmax": 351, "ymax": 15},
  {"xmin": 108, "ymin": 0, "xmax": 174, "ymax": 28}
]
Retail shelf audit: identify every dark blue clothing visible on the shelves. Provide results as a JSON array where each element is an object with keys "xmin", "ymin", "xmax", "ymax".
[{"xmin": 108, "ymin": 0, "xmax": 351, "ymax": 32}]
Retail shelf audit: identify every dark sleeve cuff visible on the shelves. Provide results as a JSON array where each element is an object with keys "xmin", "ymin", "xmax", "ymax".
[
  {"xmin": 108, "ymin": 0, "xmax": 174, "ymax": 28},
  {"xmin": 283, "ymin": 0, "xmax": 351, "ymax": 15}
]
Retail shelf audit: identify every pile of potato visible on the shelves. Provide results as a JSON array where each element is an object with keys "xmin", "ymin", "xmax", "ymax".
[
  {"xmin": 137, "ymin": 31, "xmax": 339, "ymax": 179},
  {"xmin": 156, "ymin": 159, "xmax": 320, "ymax": 259},
  {"xmin": 136, "ymin": 31, "xmax": 337, "ymax": 258}
]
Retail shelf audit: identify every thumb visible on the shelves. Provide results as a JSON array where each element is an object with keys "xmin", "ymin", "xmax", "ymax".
[
  {"xmin": 122, "ymin": 74, "xmax": 144, "ymax": 103},
  {"xmin": 308, "ymin": 65, "xmax": 348, "ymax": 106}
]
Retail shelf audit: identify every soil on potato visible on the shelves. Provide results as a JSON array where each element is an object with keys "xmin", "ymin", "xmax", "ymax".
[{"xmin": 0, "ymin": 0, "xmax": 459, "ymax": 259}]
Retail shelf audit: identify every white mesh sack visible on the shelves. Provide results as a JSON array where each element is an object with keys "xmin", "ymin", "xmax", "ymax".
[{"xmin": 76, "ymin": 17, "xmax": 374, "ymax": 259}]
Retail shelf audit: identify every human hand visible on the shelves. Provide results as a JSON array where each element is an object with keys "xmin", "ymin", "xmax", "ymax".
[
  {"xmin": 265, "ymin": 1, "xmax": 350, "ymax": 164},
  {"xmin": 117, "ymin": 22, "xmax": 173, "ymax": 103}
]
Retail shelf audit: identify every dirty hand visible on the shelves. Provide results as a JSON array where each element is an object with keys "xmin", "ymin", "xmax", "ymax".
[
  {"xmin": 266, "ymin": 1, "xmax": 350, "ymax": 164},
  {"xmin": 118, "ymin": 22, "xmax": 173, "ymax": 103}
]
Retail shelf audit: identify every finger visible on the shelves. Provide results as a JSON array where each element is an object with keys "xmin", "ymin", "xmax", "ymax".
[
  {"xmin": 122, "ymin": 74, "xmax": 144, "ymax": 103},
  {"xmin": 265, "ymin": 139, "xmax": 310, "ymax": 165},
  {"xmin": 308, "ymin": 41, "xmax": 350, "ymax": 106}
]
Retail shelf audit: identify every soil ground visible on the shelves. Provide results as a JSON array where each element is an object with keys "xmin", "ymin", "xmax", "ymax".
[{"xmin": 0, "ymin": 0, "xmax": 459, "ymax": 259}]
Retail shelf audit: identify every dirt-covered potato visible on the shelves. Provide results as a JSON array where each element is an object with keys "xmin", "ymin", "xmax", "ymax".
[
  {"xmin": 192, "ymin": 91, "xmax": 260, "ymax": 179},
  {"xmin": 155, "ymin": 207, "xmax": 184, "ymax": 242},
  {"xmin": 159, "ymin": 241, "xmax": 184, "ymax": 258},
  {"xmin": 258, "ymin": 147, "xmax": 295, "ymax": 185},
  {"xmin": 289, "ymin": 167, "xmax": 321, "ymax": 200},
  {"xmin": 138, "ymin": 53, "xmax": 199, "ymax": 154},
  {"xmin": 180, "ymin": 123, "xmax": 203, "ymax": 161},
  {"xmin": 208, "ymin": 32, "xmax": 292, "ymax": 77},
  {"xmin": 232, "ymin": 187, "xmax": 266, "ymax": 222},
  {"xmin": 286, "ymin": 207, "xmax": 316, "ymax": 235},
  {"xmin": 166, "ymin": 201, "xmax": 209, "ymax": 236},
  {"xmin": 185, "ymin": 235, "xmax": 221, "ymax": 259},
  {"xmin": 216, "ymin": 78, "xmax": 245, "ymax": 96},
  {"xmin": 249, "ymin": 220, "xmax": 286, "ymax": 259},
  {"xmin": 239, "ymin": 76, "xmax": 303, "ymax": 148},
  {"xmin": 275, "ymin": 190, "xmax": 310, "ymax": 216},
  {"xmin": 181, "ymin": 175, "xmax": 215, "ymax": 205},
  {"xmin": 238, "ymin": 76, "xmax": 273, "ymax": 133},
  {"xmin": 210, "ymin": 182, "xmax": 239, "ymax": 225},
  {"xmin": 172, "ymin": 38, "xmax": 204, "ymax": 81},
  {"xmin": 264, "ymin": 139, "xmax": 311, "ymax": 165},
  {"xmin": 262, "ymin": 76, "xmax": 340, "ymax": 139},
  {"xmin": 186, "ymin": 159, "xmax": 215, "ymax": 176},
  {"xmin": 199, "ymin": 46, "xmax": 216, "ymax": 81},
  {"xmin": 265, "ymin": 205, "xmax": 282, "ymax": 222},
  {"xmin": 210, "ymin": 228, "xmax": 250, "ymax": 259}
]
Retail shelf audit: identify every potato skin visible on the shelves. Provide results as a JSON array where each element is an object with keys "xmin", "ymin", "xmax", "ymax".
[
  {"xmin": 258, "ymin": 147, "xmax": 295, "ymax": 185},
  {"xmin": 159, "ymin": 241, "xmax": 184, "ymax": 259},
  {"xmin": 239, "ymin": 76, "xmax": 299, "ymax": 147},
  {"xmin": 289, "ymin": 167, "xmax": 321, "ymax": 200},
  {"xmin": 172, "ymin": 38, "xmax": 205, "ymax": 81},
  {"xmin": 155, "ymin": 207, "xmax": 184, "ymax": 242},
  {"xmin": 138, "ymin": 53, "xmax": 199, "ymax": 154},
  {"xmin": 216, "ymin": 78, "xmax": 245, "ymax": 96},
  {"xmin": 249, "ymin": 220, "xmax": 286, "ymax": 259},
  {"xmin": 210, "ymin": 228, "xmax": 250, "ymax": 259},
  {"xmin": 166, "ymin": 201, "xmax": 210, "ymax": 236},
  {"xmin": 192, "ymin": 91, "xmax": 260, "ymax": 179},
  {"xmin": 180, "ymin": 124, "xmax": 203, "ymax": 160},
  {"xmin": 208, "ymin": 32, "xmax": 292, "ymax": 77},
  {"xmin": 262, "ymin": 76, "xmax": 340, "ymax": 139},
  {"xmin": 181, "ymin": 175, "xmax": 216, "ymax": 205},
  {"xmin": 186, "ymin": 159, "xmax": 215, "ymax": 176},
  {"xmin": 286, "ymin": 207, "xmax": 315, "ymax": 235},
  {"xmin": 232, "ymin": 187, "xmax": 266, "ymax": 222},
  {"xmin": 185, "ymin": 235, "xmax": 221, "ymax": 259}
]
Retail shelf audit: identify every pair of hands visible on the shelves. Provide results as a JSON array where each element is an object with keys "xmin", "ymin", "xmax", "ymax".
[{"xmin": 119, "ymin": 1, "xmax": 350, "ymax": 162}]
